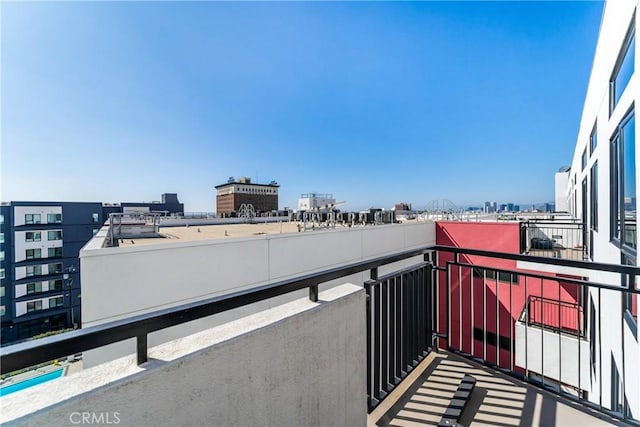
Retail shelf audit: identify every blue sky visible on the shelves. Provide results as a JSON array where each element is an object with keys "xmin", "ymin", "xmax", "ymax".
[{"xmin": 2, "ymin": 1, "xmax": 603, "ymax": 212}]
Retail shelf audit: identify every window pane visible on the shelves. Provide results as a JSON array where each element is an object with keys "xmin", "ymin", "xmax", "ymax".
[
  {"xmin": 613, "ymin": 33, "xmax": 635, "ymax": 110},
  {"xmin": 590, "ymin": 125, "xmax": 597, "ymax": 154},
  {"xmin": 623, "ymin": 115, "xmax": 636, "ymax": 249},
  {"xmin": 591, "ymin": 163, "xmax": 598, "ymax": 231}
]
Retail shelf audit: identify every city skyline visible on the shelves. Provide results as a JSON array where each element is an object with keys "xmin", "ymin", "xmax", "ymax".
[{"xmin": 2, "ymin": 1, "xmax": 603, "ymax": 211}]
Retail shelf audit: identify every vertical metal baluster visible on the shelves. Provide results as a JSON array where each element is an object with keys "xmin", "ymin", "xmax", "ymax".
[
  {"xmin": 381, "ymin": 279, "xmax": 389, "ymax": 396},
  {"xmin": 396, "ymin": 275, "xmax": 404, "ymax": 379},
  {"xmin": 541, "ymin": 278, "xmax": 545, "ymax": 388},
  {"xmin": 411, "ymin": 270, "xmax": 420, "ymax": 366},
  {"xmin": 389, "ymin": 276, "xmax": 397, "ymax": 387},
  {"xmin": 496, "ymin": 272, "xmax": 500, "ymax": 367},
  {"xmin": 459, "ymin": 264, "xmax": 463, "ymax": 352},
  {"xmin": 417, "ymin": 266, "xmax": 424, "ymax": 357},
  {"xmin": 621, "ymin": 281, "xmax": 627, "ymax": 420},
  {"xmin": 510, "ymin": 272, "xmax": 513, "ymax": 372},
  {"xmin": 403, "ymin": 272, "xmax": 409, "ymax": 372},
  {"xmin": 373, "ymin": 282, "xmax": 381, "ymax": 402},
  {"xmin": 525, "ymin": 276, "xmax": 529, "ymax": 378},
  {"xmin": 447, "ymin": 263, "xmax": 452, "ymax": 350},
  {"xmin": 483, "ymin": 268, "xmax": 487, "ymax": 361},
  {"xmin": 558, "ymin": 279, "xmax": 562, "ymax": 389},
  {"xmin": 471, "ymin": 265, "xmax": 475, "ymax": 358},
  {"xmin": 577, "ymin": 281, "xmax": 581, "ymax": 397},
  {"xmin": 598, "ymin": 287, "xmax": 602, "ymax": 408},
  {"xmin": 407, "ymin": 270, "xmax": 413, "ymax": 366}
]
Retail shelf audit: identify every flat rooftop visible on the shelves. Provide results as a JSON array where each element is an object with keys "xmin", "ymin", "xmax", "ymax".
[{"xmin": 117, "ymin": 222, "xmax": 317, "ymax": 246}]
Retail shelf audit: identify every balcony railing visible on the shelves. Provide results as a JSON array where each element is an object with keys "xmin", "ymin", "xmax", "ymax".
[
  {"xmin": 520, "ymin": 220, "xmax": 587, "ymax": 261},
  {"xmin": 1, "ymin": 245, "xmax": 639, "ymax": 425},
  {"xmin": 523, "ymin": 295, "xmax": 583, "ymax": 337}
]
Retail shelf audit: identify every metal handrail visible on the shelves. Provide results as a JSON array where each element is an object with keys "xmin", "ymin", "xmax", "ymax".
[
  {"xmin": 0, "ymin": 245, "xmax": 436, "ymax": 374},
  {"xmin": 2, "ymin": 245, "xmax": 638, "ymax": 374}
]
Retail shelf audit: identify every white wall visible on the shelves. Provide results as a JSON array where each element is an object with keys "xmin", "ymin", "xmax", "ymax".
[
  {"xmin": 80, "ymin": 222, "xmax": 435, "ymax": 366},
  {"xmin": 12, "ymin": 206, "xmax": 61, "ymax": 227},
  {"xmin": 565, "ymin": 0, "xmax": 639, "ymax": 417},
  {"xmin": 555, "ymin": 171, "xmax": 570, "ymax": 213},
  {"xmin": 515, "ymin": 321, "xmax": 591, "ymax": 391},
  {"xmin": 14, "ymin": 230, "xmax": 63, "ymax": 263},
  {"xmin": 1, "ymin": 284, "xmax": 366, "ymax": 427}
]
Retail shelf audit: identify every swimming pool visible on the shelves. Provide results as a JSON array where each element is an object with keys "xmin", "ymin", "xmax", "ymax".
[{"xmin": 0, "ymin": 369, "xmax": 64, "ymax": 397}]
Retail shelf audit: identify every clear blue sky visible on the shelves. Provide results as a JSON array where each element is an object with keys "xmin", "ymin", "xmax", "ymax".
[{"xmin": 2, "ymin": 1, "xmax": 603, "ymax": 212}]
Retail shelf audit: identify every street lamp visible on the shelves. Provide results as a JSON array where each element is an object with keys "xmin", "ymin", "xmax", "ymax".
[{"xmin": 63, "ymin": 265, "xmax": 77, "ymax": 329}]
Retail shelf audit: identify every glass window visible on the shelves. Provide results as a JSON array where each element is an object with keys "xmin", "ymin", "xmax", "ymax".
[
  {"xmin": 48, "ymin": 263, "xmax": 63, "ymax": 274},
  {"xmin": 26, "ymin": 282, "xmax": 42, "ymax": 294},
  {"xmin": 49, "ymin": 279, "xmax": 63, "ymax": 291},
  {"xmin": 48, "ymin": 247, "xmax": 63, "ymax": 258},
  {"xmin": 49, "ymin": 296, "xmax": 64, "ymax": 308},
  {"xmin": 0, "ymin": 251, "xmax": 4, "ymax": 262},
  {"xmin": 25, "ymin": 231, "xmax": 41, "ymax": 242},
  {"xmin": 0, "ymin": 214, "xmax": 3, "ymax": 225},
  {"xmin": 590, "ymin": 124, "xmax": 598, "ymax": 155},
  {"xmin": 582, "ymin": 148, "xmax": 587, "ymax": 170},
  {"xmin": 611, "ymin": 110, "xmax": 636, "ymax": 250},
  {"xmin": 92, "ymin": 213, "xmax": 99, "ymax": 223},
  {"xmin": 0, "ymin": 268, "xmax": 5, "ymax": 279},
  {"xmin": 25, "ymin": 214, "xmax": 41, "ymax": 225},
  {"xmin": 0, "ymin": 233, "xmax": 3, "ymax": 244},
  {"xmin": 0, "ymin": 286, "xmax": 4, "ymax": 297},
  {"xmin": 26, "ymin": 300, "xmax": 43, "ymax": 312},
  {"xmin": 0, "ymin": 305, "xmax": 5, "ymax": 316},
  {"xmin": 591, "ymin": 162, "xmax": 599, "ymax": 232},
  {"xmin": 47, "ymin": 230, "xmax": 63, "ymax": 241},
  {"xmin": 610, "ymin": 26, "xmax": 635, "ymax": 114},
  {"xmin": 47, "ymin": 213, "xmax": 62, "ymax": 224},
  {"xmin": 26, "ymin": 265, "xmax": 42, "ymax": 277},
  {"xmin": 26, "ymin": 248, "xmax": 41, "ymax": 260}
]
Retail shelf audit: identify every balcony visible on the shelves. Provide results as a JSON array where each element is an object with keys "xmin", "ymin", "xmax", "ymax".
[
  {"xmin": 520, "ymin": 220, "xmax": 587, "ymax": 261},
  {"xmin": 1, "ymin": 245, "xmax": 638, "ymax": 426}
]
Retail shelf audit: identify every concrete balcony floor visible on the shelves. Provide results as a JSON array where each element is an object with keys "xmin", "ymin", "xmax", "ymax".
[{"xmin": 369, "ymin": 352, "xmax": 622, "ymax": 427}]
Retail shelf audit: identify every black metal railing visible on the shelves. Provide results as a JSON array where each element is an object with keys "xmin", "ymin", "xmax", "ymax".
[
  {"xmin": 365, "ymin": 260, "xmax": 434, "ymax": 411},
  {"xmin": 435, "ymin": 245, "xmax": 640, "ymax": 426},
  {"xmin": 523, "ymin": 295, "xmax": 584, "ymax": 337},
  {"xmin": 0, "ymin": 246, "xmax": 435, "ymax": 375},
  {"xmin": 1, "ymin": 244, "xmax": 639, "ymax": 426},
  {"xmin": 520, "ymin": 220, "xmax": 587, "ymax": 261}
]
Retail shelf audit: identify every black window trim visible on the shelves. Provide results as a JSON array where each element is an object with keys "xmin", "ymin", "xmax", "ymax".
[{"xmin": 609, "ymin": 13, "xmax": 636, "ymax": 116}]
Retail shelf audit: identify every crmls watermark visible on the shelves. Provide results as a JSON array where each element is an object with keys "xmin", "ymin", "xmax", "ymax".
[{"xmin": 69, "ymin": 412, "xmax": 121, "ymax": 425}]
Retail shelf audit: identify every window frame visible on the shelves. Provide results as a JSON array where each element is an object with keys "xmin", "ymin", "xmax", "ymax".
[
  {"xmin": 610, "ymin": 107, "xmax": 636, "ymax": 253},
  {"xmin": 609, "ymin": 18, "xmax": 636, "ymax": 115},
  {"xmin": 26, "ymin": 248, "xmax": 42, "ymax": 260},
  {"xmin": 47, "ymin": 247, "xmax": 63, "ymax": 258},
  {"xmin": 25, "ymin": 213, "xmax": 41, "ymax": 225},
  {"xmin": 25, "ymin": 231, "xmax": 42, "ymax": 242}
]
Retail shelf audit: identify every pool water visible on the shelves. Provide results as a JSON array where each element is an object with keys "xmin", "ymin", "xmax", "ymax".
[{"xmin": 0, "ymin": 369, "xmax": 64, "ymax": 397}]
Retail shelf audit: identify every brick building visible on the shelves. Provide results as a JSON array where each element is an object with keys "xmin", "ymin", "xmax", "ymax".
[{"xmin": 215, "ymin": 177, "xmax": 279, "ymax": 216}]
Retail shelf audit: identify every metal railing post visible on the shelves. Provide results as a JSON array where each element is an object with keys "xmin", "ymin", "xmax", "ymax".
[{"xmin": 137, "ymin": 334, "xmax": 148, "ymax": 365}]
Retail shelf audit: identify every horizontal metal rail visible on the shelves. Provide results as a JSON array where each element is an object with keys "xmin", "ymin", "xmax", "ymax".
[{"xmin": 1, "ymin": 245, "xmax": 435, "ymax": 374}]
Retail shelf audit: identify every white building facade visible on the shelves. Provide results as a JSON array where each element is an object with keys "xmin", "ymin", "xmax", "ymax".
[{"xmin": 565, "ymin": 0, "xmax": 638, "ymax": 418}]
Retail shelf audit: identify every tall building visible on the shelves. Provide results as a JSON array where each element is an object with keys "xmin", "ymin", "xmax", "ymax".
[
  {"xmin": 215, "ymin": 177, "xmax": 279, "ymax": 216},
  {"xmin": 0, "ymin": 202, "xmax": 107, "ymax": 343}
]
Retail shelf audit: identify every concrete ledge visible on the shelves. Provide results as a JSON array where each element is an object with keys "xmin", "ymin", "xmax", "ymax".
[{"xmin": 1, "ymin": 284, "xmax": 366, "ymax": 427}]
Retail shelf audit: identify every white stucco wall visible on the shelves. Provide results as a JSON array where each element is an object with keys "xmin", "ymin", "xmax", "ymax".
[
  {"xmin": 565, "ymin": 0, "xmax": 639, "ymax": 417},
  {"xmin": 80, "ymin": 222, "xmax": 435, "ymax": 366},
  {"xmin": 1, "ymin": 284, "xmax": 366, "ymax": 427}
]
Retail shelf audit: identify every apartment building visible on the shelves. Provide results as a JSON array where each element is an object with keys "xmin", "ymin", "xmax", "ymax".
[
  {"xmin": 564, "ymin": 0, "xmax": 638, "ymax": 417},
  {"xmin": 0, "ymin": 202, "xmax": 107, "ymax": 343}
]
